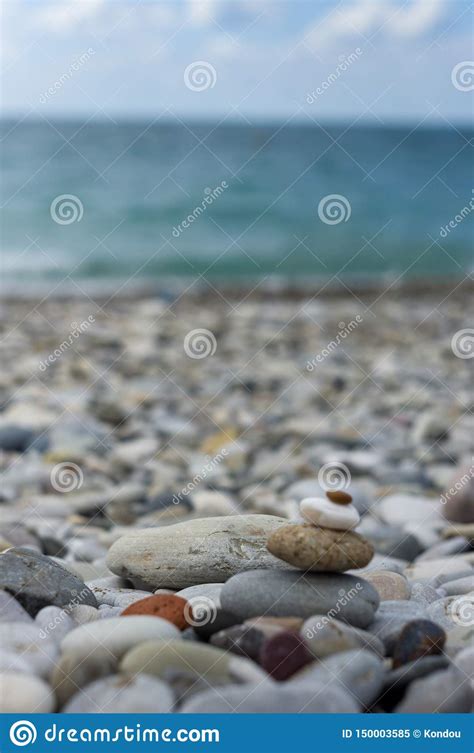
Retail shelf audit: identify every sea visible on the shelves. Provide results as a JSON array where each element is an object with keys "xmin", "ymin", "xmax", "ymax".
[{"xmin": 1, "ymin": 119, "xmax": 472, "ymax": 287}]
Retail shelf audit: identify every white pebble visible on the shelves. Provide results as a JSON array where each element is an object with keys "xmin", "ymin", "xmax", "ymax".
[
  {"xmin": 299, "ymin": 497, "xmax": 360, "ymax": 531},
  {"xmin": 0, "ymin": 671, "xmax": 55, "ymax": 712}
]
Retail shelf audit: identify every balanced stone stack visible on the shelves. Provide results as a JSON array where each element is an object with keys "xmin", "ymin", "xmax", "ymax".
[{"xmin": 267, "ymin": 490, "xmax": 374, "ymax": 573}]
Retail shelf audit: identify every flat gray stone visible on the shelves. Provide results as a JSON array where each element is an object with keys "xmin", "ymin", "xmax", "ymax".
[
  {"xmin": 395, "ymin": 667, "xmax": 473, "ymax": 712},
  {"xmin": 107, "ymin": 515, "xmax": 292, "ymax": 589},
  {"xmin": 221, "ymin": 570, "xmax": 379, "ymax": 628}
]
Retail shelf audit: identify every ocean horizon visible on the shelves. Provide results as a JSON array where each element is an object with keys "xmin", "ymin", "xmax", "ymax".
[{"xmin": 2, "ymin": 118, "xmax": 472, "ymax": 284}]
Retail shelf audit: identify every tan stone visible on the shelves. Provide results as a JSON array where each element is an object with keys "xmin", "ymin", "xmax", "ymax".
[
  {"xmin": 359, "ymin": 570, "xmax": 410, "ymax": 601},
  {"xmin": 266, "ymin": 524, "xmax": 374, "ymax": 572}
]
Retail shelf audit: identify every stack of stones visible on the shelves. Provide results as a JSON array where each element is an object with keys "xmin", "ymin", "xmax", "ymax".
[{"xmin": 267, "ymin": 490, "xmax": 374, "ymax": 573}]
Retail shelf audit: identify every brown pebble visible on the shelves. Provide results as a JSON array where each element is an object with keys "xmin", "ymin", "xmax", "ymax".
[
  {"xmin": 121, "ymin": 594, "xmax": 189, "ymax": 630},
  {"xmin": 326, "ymin": 490, "xmax": 353, "ymax": 505}
]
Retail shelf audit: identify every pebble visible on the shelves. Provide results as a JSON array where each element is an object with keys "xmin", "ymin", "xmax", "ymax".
[
  {"xmin": 302, "ymin": 616, "xmax": 385, "ymax": 658},
  {"xmin": 391, "ymin": 619, "xmax": 446, "ymax": 668},
  {"xmin": 0, "ymin": 623, "xmax": 58, "ymax": 678},
  {"xmin": 121, "ymin": 594, "xmax": 190, "ymax": 629},
  {"xmin": 368, "ymin": 601, "xmax": 429, "ymax": 653},
  {"xmin": 245, "ymin": 616, "xmax": 303, "ymax": 637},
  {"xmin": 61, "ymin": 615, "xmax": 180, "ymax": 663},
  {"xmin": 180, "ymin": 681, "xmax": 359, "ymax": 713},
  {"xmin": 0, "ymin": 672, "xmax": 55, "ymax": 712},
  {"xmin": 299, "ymin": 497, "xmax": 360, "ymax": 530},
  {"xmin": 121, "ymin": 639, "xmax": 265, "ymax": 685},
  {"xmin": 382, "ymin": 656, "xmax": 450, "ymax": 709},
  {"xmin": 441, "ymin": 466, "xmax": 474, "ymax": 523},
  {"xmin": 409, "ymin": 582, "xmax": 443, "ymax": 606},
  {"xmin": 68, "ymin": 604, "xmax": 100, "ymax": 624},
  {"xmin": 259, "ymin": 631, "xmax": 314, "ymax": 680},
  {"xmin": 0, "ymin": 590, "xmax": 33, "ymax": 623},
  {"xmin": 451, "ymin": 646, "xmax": 474, "ymax": 687},
  {"xmin": 395, "ymin": 666, "xmax": 472, "ymax": 712},
  {"xmin": 361, "ymin": 570, "xmax": 410, "ymax": 601},
  {"xmin": 360, "ymin": 524, "xmax": 423, "ymax": 561},
  {"xmin": 427, "ymin": 593, "xmax": 474, "ymax": 630},
  {"xmin": 220, "ymin": 570, "xmax": 379, "ymax": 628},
  {"xmin": 35, "ymin": 605, "xmax": 76, "ymax": 642},
  {"xmin": 0, "ymin": 548, "xmax": 97, "ymax": 616},
  {"xmin": 267, "ymin": 524, "xmax": 374, "ymax": 571},
  {"xmin": 106, "ymin": 515, "xmax": 291, "ymax": 589},
  {"xmin": 444, "ymin": 625, "xmax": 474, "ymax": 655},
  {"xmin": 63, "ymin": 674, "xmax": 174, "ymax": 713},
  {"xmin": 404, "ymin": 557, "xmax": 469, "ymax": 582},
  {"xmin": 211, "ymin": 624, "xmax": 265, "ymax": 661},
  {"xmin": 293, "ymin": 649, "xmax": 385, "ymax": 709},
  {"xmin": 416, "ymin": 536, "xmax": 470, "ymax": 561},
  {"xmin": 441, "ymin": 575, "xmax": 474, "ymax": 596},
  {"xmin": 176, "ymin": 583, "xmax": 223, "ymax": 606},
  {"xmin": 376, "ymin": 494, "xmax": 442, "ymax": 527}
]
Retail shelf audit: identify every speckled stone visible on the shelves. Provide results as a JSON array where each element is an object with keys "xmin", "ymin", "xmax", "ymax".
[{"xmin": 267, "ymin": 524, "xmax": 374, "ymax": 572}]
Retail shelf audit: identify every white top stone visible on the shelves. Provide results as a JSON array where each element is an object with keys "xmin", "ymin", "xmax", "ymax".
[{"xmin": 300, "ymin": 497, "xmax": 360, "ymax": 531}]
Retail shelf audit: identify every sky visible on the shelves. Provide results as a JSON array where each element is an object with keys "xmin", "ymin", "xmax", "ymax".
[{"xmin": 1, "ymin": 0, "xmax": 473, "ymax": 124}]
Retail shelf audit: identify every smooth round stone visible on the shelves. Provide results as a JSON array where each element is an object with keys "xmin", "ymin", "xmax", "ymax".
[
  {"xmin": 392, "ymin": 619, "xmax": 446, "ymax": 668},
  {"xmin": 176, "ymin": 583, "xmax": 223, "ymax": 606},
  {"xmin": 376, "ymin": 494, "xmax": 443, "ymax": 527},
  {"xmin": 192, "ymin": 608, "xmax": 239, "ymax": 640},
  {"xmin": 395, "ymin": 667, "xmax": 472, "ymax": 712},
  {"xmin": 68, "ymin": 604, "xmax": 100, "ymax": 624},
  {"xmin": 441, "ymin": 575, "xmax": 474, "ymax": 596},
  {"xmin": 0, "ymin": 672, "xmax": 55, "ymax": 712},
  {"xmin": 221, "ymin": 570, "xmax": 379, "ymax": 628},
  {"xmin": 367, "ymin": 601, "xmax": 429, "ymax": 653},
  {"xmin": 35, "ymin": 606, "xmax": 76, "ymax": 642},
  {"xmin": 180, "ymin": 681, "xmax": 359, "ymax": 713},
  {"xmin": 410, "ymin": 582, "xmax": 443, "ymax": 607},
  {"xmin": 441, "ymin": 466, "xmax": 474, "ymax": 523},
  {"xmin": 63, "ymin": 674, "xmax": 174, "ymax": 713},
  {"xmin": 300, "ymin": 497, "xmax": 360, "ymax": 530},
  {"xmin": 106, "ymin": 515, "xmax": 291, "ymax": 589},
  {"xmin": 61, "ymin": 615, "xmax": 180, "ymax": 663},
  {"xmin": 267, "ymin": 524, "xmax": 373, "ymax": 572},
  {"xmin": 326, "ymin": 490, "xmax": 353, "ymax": 505},
  {"xmin": 89, "ymin": 586, "xmax": 151, "ymax": 609},
  {"xmin": 259, "ymin": 631, "xmax": 313, "ymax": 681},
  {"xmin": 0, "ymin": 649, "xmax": 33, "ymax": 674},
  {"xmin": 361, "ymin": 525, "xmax": 423, "ymax": 562},
  {"xmin": 427, "ymin": 593, "xmax": 474, "ymax": 630},
  {"xmin": 245, "ymin": 616, "xmax": 303, "ymax": 638},
  {"xmin": 303, "ymin": 617, "xmax": 385, "ymax": 658},
  {"xmin": 0, "ymin": 590, "xmax": 33, "ymax": 623},
  {"xmin": 404, "ymin": 558, "xmax": 467, "ymax": 582},
  {"xmin": 121, "ymin": 639, "xmax": 264, "ymax": 685},
  {"xmin": 417, "ymin": 536, "xmax": 470, "ymax": 561},
  {"xmin": 0, "ymin": 622, "xmax": 58, "ymax": 678},
  {"xmin": 0, "ymin": 548, "xmax": 97, "ymax": 616},
  {"xmin": 292, "ymin": 649, "xmax": 385, "ymax": 709},
  {"xmin": 383, "ymin": 656, "xmax": 450, "ymax": 701},
  {"xmin": 53, "ymin": 647, "xmax": 117, "ymax": 706},
  {"xmin": 210, "ymin": 625, "xmax": 265, "ymax": 662},
  {"xmin": 360, "ymin": 571, "xmax": 410, "ymax": 601},
  {"xmin": 445, "ymin": 625, "xmax": 474, "ymax": 656},
  {"xmin": 121, "ymin": 594, "xmax": 189, "ymax": 629}
]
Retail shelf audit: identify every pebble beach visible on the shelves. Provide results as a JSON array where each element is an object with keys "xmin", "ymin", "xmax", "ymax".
[{"xmin": 0, "ymin": 281, "xmax": 473, "ymax": 714}]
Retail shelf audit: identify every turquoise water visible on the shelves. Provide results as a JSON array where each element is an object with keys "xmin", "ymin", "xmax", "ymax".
[{"xmin": 1, "ymin": 120, "xmax": 472, "ymax": 282}]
